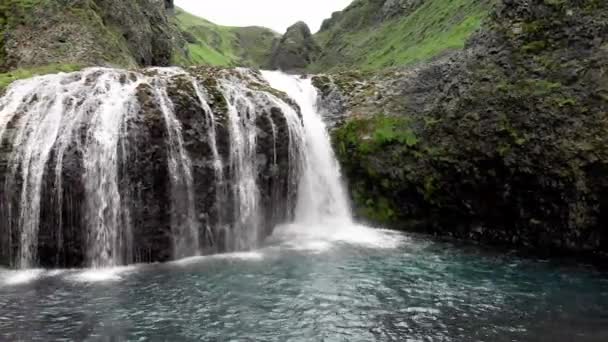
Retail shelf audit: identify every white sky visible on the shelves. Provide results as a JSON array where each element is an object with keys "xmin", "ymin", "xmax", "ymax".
[{"xmin": 174, "ymin": 0, "xmax": 353, "ymax": 33}]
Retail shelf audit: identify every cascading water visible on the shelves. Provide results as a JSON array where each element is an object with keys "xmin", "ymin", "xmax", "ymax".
[
  {"xmin": 218, "ymin": 70, "xmax": 306, "ymax": 251},
  {"xmin": 0, "ymin": 70, "xmax": 142, "ymax": 268},
  {"xmin": 261, "ymin": 71, "xmax": 352, "ymax": 225},
  {"xmin": 190, "ymin": 78, "xmax": 225, "ymax": 248},
  {"xmin": 0, "ymin": 67, "xmax": 305, "ymax": 269},
  {"xmin": 150, "ymin": 68, "xmax": 200, "ymax": 260}
]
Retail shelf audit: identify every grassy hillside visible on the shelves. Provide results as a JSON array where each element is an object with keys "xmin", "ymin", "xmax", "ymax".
[
  {"xmin": 0, "ymin": 3, "xmax": 278, "ymax": 90},
  {"xmin": 173, "ymin": 8, "xmax": 279, "ymax": 68},
  {"xmin": 311, "ymin": 0, "xmax": 495, "ymax": 71}
]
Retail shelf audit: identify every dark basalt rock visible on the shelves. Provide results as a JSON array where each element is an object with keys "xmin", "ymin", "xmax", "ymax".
[
  {"xmin": 327, "ymin": 0, "xmax": 608, "ymax": 258},
  {"xmin": 269, "ymin": 21, "xmax": 321, "ymax": 72}
]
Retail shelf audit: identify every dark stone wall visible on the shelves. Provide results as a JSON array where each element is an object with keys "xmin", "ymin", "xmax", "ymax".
[{"xmin": 328, "ymin": 0, "xmax": 608, "ymax": 258}]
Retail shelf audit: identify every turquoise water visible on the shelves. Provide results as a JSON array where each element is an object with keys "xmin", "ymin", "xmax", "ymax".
[{"xmin": 1, "ymin": 225, "xmax": 607, "ymax": 341}]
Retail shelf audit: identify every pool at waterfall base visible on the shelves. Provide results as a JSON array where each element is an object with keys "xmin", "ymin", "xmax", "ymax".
[{"xmin": 1, "ymin": 223, "xmax": 608, "ymax": 341}]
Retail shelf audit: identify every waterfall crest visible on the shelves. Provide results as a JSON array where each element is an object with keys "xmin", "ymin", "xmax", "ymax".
[{"xmin": 0, "ymin": 67, "xmax": 304, "ymax": 268}]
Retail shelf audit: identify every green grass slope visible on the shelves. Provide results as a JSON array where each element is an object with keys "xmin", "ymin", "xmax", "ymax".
[
  {"xmin": 173, "ymin": 8, "xmax": 279, "ymax": 68},
  {"xmin": 311, "ymin": 0, "xmax": 495, "ymax": 71}
]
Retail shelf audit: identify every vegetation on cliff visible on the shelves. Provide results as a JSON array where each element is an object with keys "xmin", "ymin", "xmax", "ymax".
[
  {"xmin": 172, "ymin": 7, "xmax": 279, "ymax": 68},
  {"xmin": 331, "ymin": 0, "xmax": 608, "ymax": 256},
  {"xmin": 310, "ymin": 0, "xmax": 495, "ymax": 71}
]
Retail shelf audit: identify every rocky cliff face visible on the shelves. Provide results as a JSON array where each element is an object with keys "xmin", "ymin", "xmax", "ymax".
[
  {"xmin": 269, "ymin": 21, "xmax": 321, "ymax": 71},
  {"xmin": 0, "ymin": 0, "xmax": 186, "ymax": 72},
  {"xmin": 326, "ymin": 0, "xmax": 608, "ymax": 257}
]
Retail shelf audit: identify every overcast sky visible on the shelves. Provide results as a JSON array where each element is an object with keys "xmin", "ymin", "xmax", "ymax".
[{"xmin": 174, "ymin": 0, "xmax": 353, "ymax": 33}]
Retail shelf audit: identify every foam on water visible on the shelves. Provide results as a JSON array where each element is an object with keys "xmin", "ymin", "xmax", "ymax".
[
  {"xmin": 213, "ymin": 251, "xmax": 265, "ymax": 260},
  {"xmin": 172, "ymin": 250, "xmax": 265, "ymax": 266},
  {"xmin": 67, "ymin": 265, "xmax": 137, "ymax": 283},
  {"xmin": 271, "ymin": 221, "xmax": 403, "ymax": 252},
  {"xmin": 0, "ymin": 269, "xmax": 45, "ymax": 286}
]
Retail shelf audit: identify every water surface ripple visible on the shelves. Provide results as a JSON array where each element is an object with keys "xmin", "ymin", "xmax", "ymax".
[{"xmin": 1, "ymin": 226, "xmax": 607, "ymax": 341}]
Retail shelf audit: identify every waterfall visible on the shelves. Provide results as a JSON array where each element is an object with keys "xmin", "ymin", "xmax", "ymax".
[
  {"xmin": 0, "ymin": 69, "xmax": 142, "ymax": 268},
  {"xmin": 218, "ymin": 69, "xmax": 305, "ymax": 251},
  {"xmin": 0, "ymin": 67, "xmax": 349, "ymax": 269},
  {"xmin": 150, "ymin": 68, "xmax": 200, "ymax": 260},
  {"xmin": 0, "ymin": 67, "xmax": 307, "ymax": 268},
  {"xmin": 261, "ymin": 71, "xmax": 352, "ymax": 225}
]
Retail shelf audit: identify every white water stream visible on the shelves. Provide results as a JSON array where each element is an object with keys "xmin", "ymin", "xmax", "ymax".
[
  {"xmin": 262, "ymin": 71, "xmax": 352, "ymax": 224},
  {"xmin": 0, "ymin": 68, "xmax": 358, "ymax": 269}
]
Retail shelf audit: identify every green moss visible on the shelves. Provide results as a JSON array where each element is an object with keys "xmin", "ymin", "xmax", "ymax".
[
  {"xmin": 521, "ymin": 79, "xmax": 562, "ymax": 96},
  {"xmin": 556, "ymin": 97, "xmax": 577, "ymax": 107},
  {"xmin": 359, "ymin": 196, "xmax": 397, "ymax": 224},
  {"xmin": 522, "ymin": 41, "xmax": 548, "ymax": 53},
  {"xmin": 335, "ymin": 114, "xmax": 419, "ymax": 158},
  {"xmin": 0, "ymin": 64, "xmax": 82, "ymax": 90},
  {"xmin": 522, "ymin": 21, "xmax": 544, "ymax": 35},
  {"xmin": 2, "ymin": 0, "xmax": 139, "ymax": 71}
]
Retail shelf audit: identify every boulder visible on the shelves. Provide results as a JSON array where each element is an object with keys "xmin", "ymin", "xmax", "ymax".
[{"xmin": 269, "ymin": 21, "xmax": 321, "ymax": 72}]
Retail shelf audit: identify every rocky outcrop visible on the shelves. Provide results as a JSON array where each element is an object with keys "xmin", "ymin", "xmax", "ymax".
[
  {"xmin": 91, "ymin": 0, "xmax": 180, "ymax": 66},
  {"xmin": 379, "ymin": 0, "xmax": 423, "ymax": 19},
  {"xmin": 0, "ymin": 0, "xmax": 186, "ymax": 71},
  {"xmin": 269, "ymin": 21, "xmax": 321, "ymax": 71},
  {"xmin": 327, "ymin": 0, "xmax": 608, "ymax": 257}
]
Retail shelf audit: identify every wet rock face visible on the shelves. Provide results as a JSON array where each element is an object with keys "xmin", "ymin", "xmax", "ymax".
[
  {"xmin": 0, "ymin": 67, "xmax": 302, "ymax": 268},
  {"xmin": 269, "ymin": 22, "xmax": 321, "ymax": 72},
  {"xmin": 326, "ymin": 0, "xmax": 608, "ymax": 257}
]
